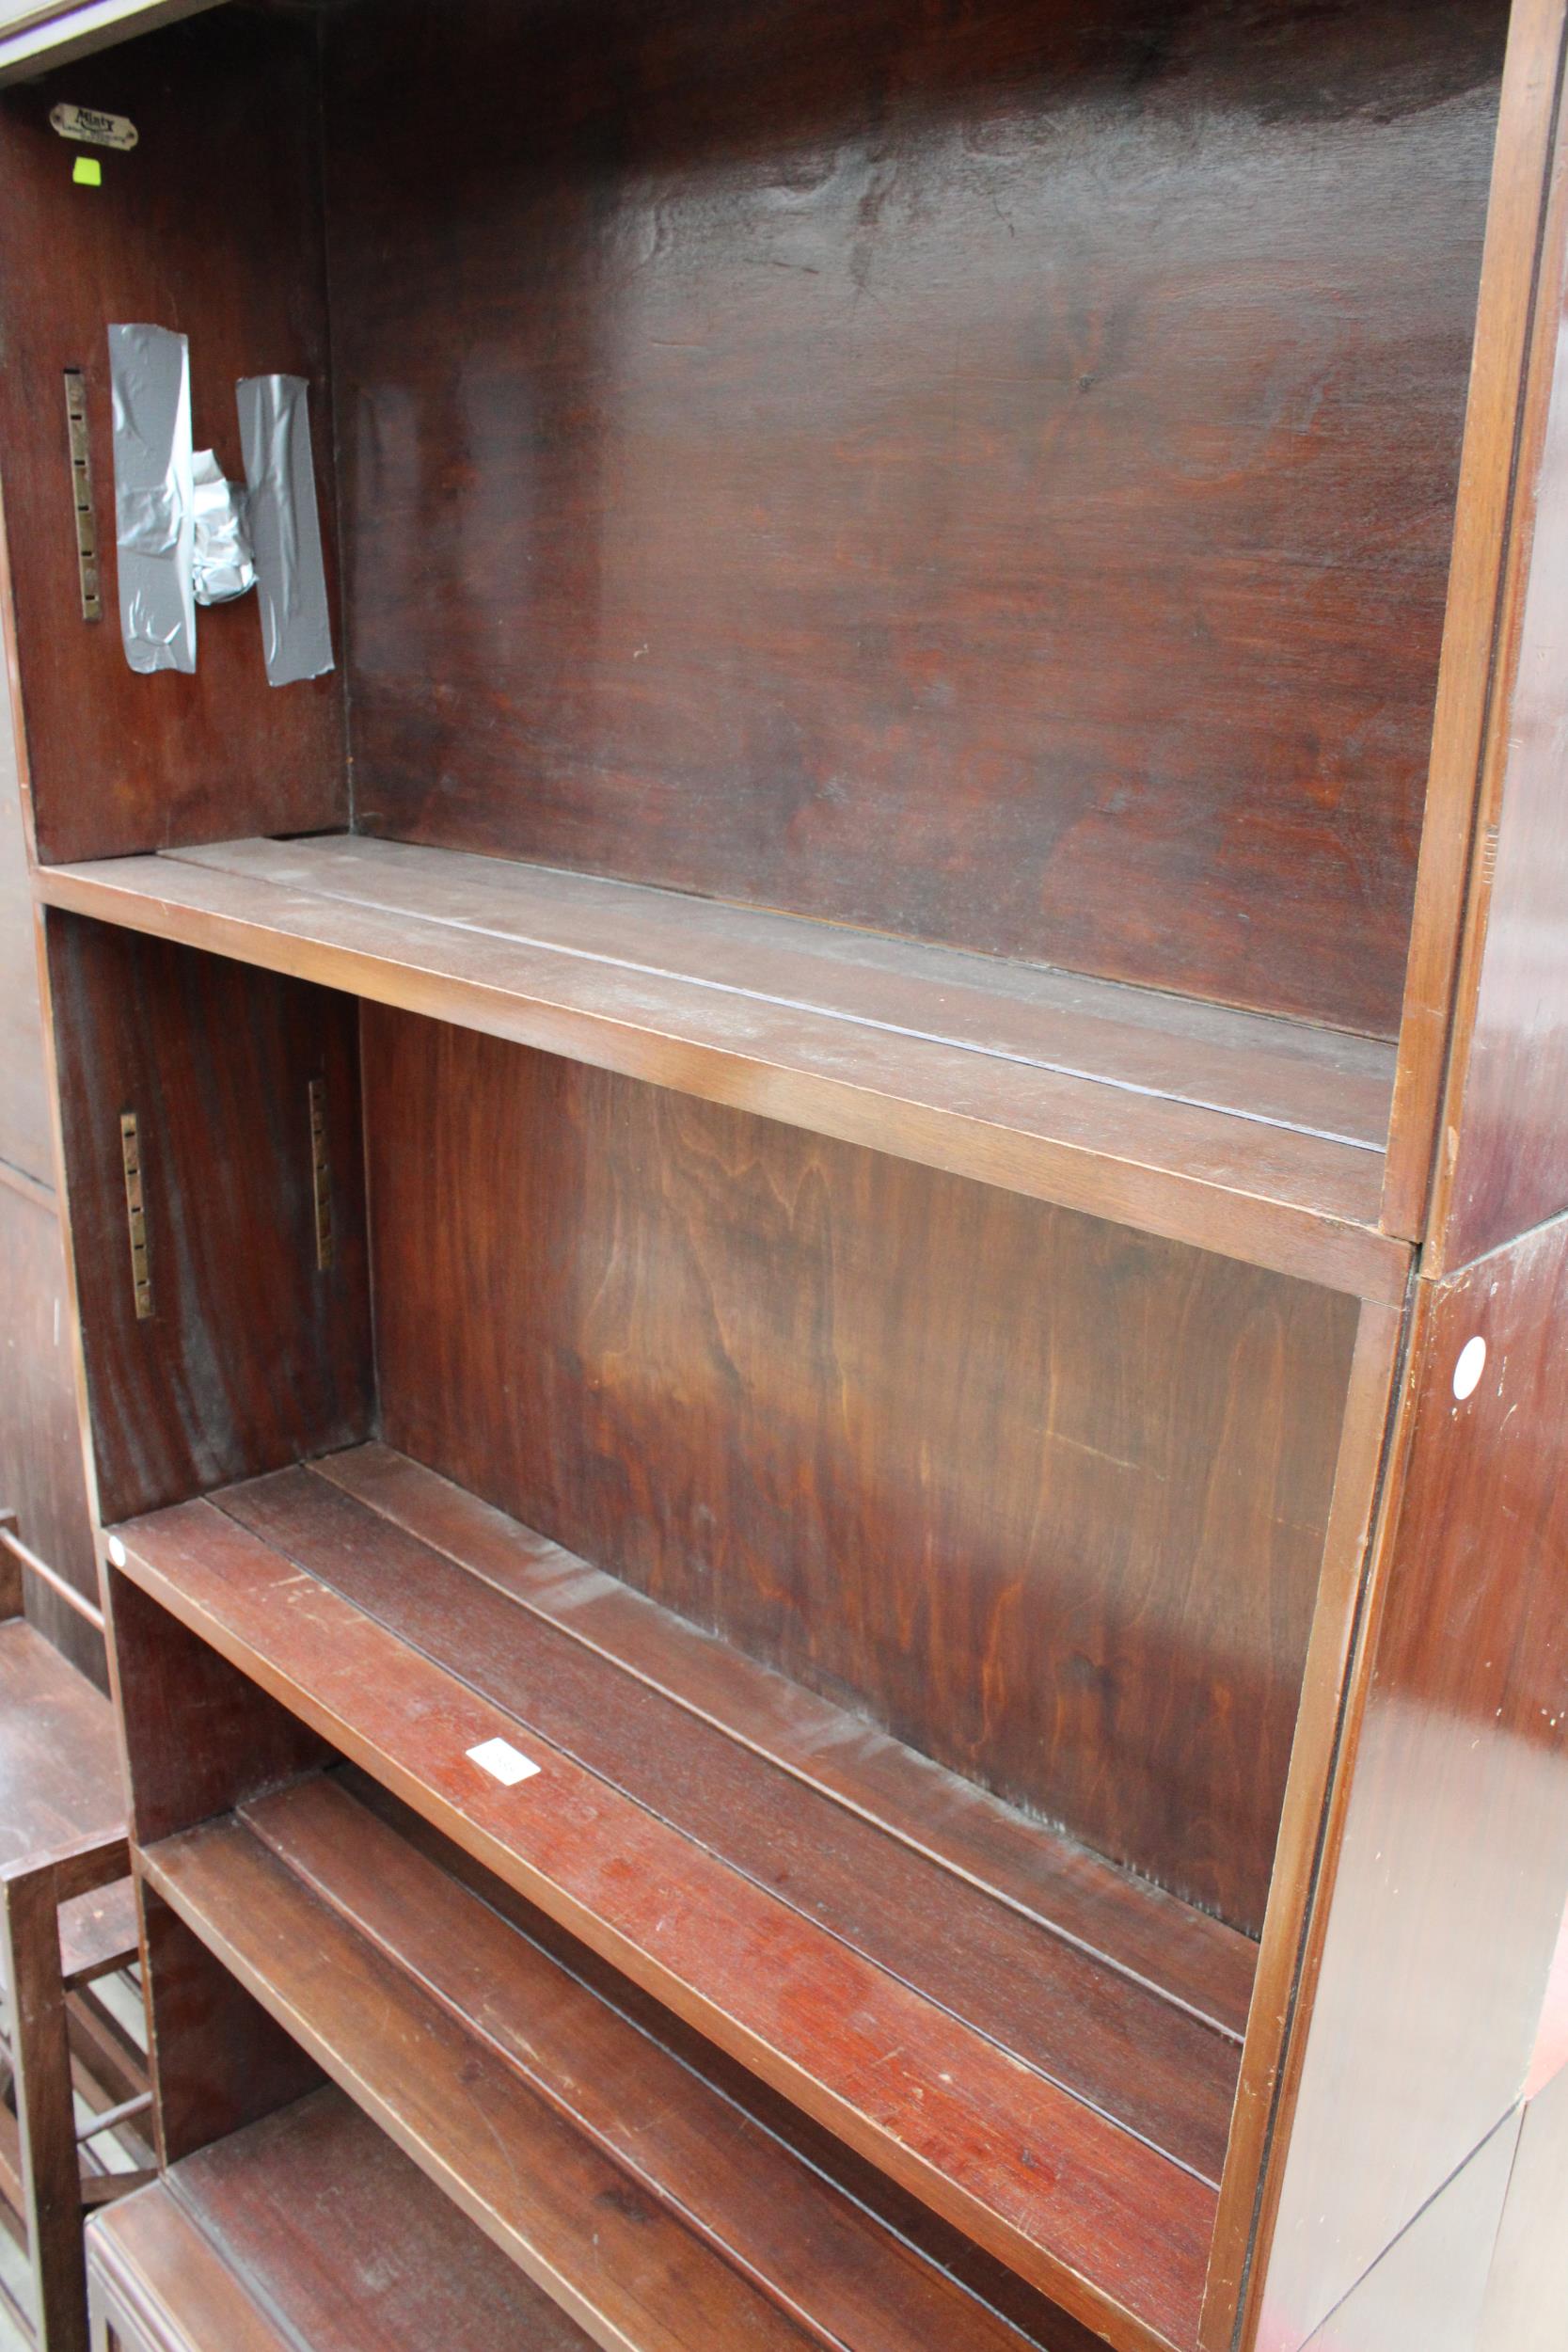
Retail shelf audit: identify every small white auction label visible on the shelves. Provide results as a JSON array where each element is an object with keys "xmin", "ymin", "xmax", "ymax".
[
  {"xmin": 467, "ymin": 1737, "xmax": 541, "ymax": 1787},
  {"xmin": 50, "ymin": 103, "xmax": 138, "ymax": 151}
]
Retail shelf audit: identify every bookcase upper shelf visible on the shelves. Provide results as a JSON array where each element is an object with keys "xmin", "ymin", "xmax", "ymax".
[{"xmin": 35, "ymin": 830, "xmax": 1407, "ymax": 1299}]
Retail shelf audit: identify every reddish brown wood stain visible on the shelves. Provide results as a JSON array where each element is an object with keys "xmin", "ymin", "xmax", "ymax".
[
  {"xmin": 45, "ymin": 917, "xmax": 375, "ymax": 1525},
  {"xmin": 328, "ymin": 0, "xmax": 1505, "ymax": 1032},
  {"xmin": 0, "ymin": 13, "xmax": 345, "ymax": 866},
  {"xmin": 363, "ymin": 1005, "xmax": 1359, "ymax": 1931}
]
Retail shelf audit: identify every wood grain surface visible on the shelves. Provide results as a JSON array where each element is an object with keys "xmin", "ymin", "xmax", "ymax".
[
  {"xmin": 325, "ymin": 1439, "xmax": 1258, "ymax": 2037},
  {"xmin": 108, "ymin": 1492, "xmax": 1218, "ymax": 2347},
  {"xmin": 1424, "ymin": 27, "xmax": 1568, "ymax": 1270},
  {"xmin": 0, "ymin": 7, "xmax": 343, "ymax": 866},
  {"xmin": 45, "ymin": 915, "xmax": 373, "ymax": 1523},
  {"xmin": 155, "ymin": 1774, "xmax": 1098, "ymax": 2352},
  {"xmin": 325, "ymin": 0, "xmax": 1505, "ymax": 1034},
  {"xmin": 1249, "ymin": 1215, "xmax": 1568, "ymax": 2350},
  {"xmin": 364, "ymin": 1008, "xmax": 1360, "ymax": 1928},
  {"xmin": 34, "ymin": 842, "xmax": 1411, "ymax": 1297},
  {"xmin": 88, "ymin": 2086, "xmax": 594, "ymax": 2352},
  {"xmin": 215, "ymin": 1459, "xmax": 1243, "ymax": 2182}
]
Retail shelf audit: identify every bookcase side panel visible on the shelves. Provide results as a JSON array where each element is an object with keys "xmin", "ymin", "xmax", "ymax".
[
  {"xmin": 0, "ymin": 6, "xmax": 345, "ymax": 866},
  {"xmin": 45, "ymin": 913, "xmax": 375, "ymax": 1524},
  {"xmin": 1246, "ymin": 1215, "xmax": 1568, "ymax": 2351},
  {"xmin": 1426, "ymin": 90, "xmax": 1568, "ymax": 1268}
]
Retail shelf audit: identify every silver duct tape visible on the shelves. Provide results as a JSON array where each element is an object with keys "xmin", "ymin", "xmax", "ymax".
[
  {"xmin": 237, "ymin": 373, "xmax": 334, "ymax": 687},
  {"xmin": 107, "ymin": 324, "xmax": 195, "ymax": 675},
  {"xmin": 190, "ymin": 450, "xmax": 255, "ymax": 606}
]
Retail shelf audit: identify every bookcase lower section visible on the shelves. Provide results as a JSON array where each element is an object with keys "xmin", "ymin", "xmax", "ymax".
[
  {"xmin": 84, "ymin": 2085, "xmax": 594, "ymax": 2352},
  {"xmin": 103, "ymin": 1439, "xmax": 1246, "ymax": 2352}
]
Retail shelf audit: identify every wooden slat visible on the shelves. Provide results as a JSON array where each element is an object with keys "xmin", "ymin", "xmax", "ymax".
[
  {"xmin": 90, "ymin": 2184, "xmax": 294, "ymax": 2352},
  {"xmin": 88, "ymin": 2085, "xmax": 592, "ymax": 2352},
  {"xmin": 323, "ymin": 1439, "xmax": 1258, "ymax": 2037},
  {"xmin": 34, "ymin": 838, "xmax": 1409, "ymax": 1301},
  {"xmin": 162, "ymin": 1775, "xmax": 1085, "ymax": 2352},
  {"xmin": 333, "ymin": 1765, "xmax": 1108, "ymax": 2352},
  {"xmin": 142, "ymin": 1813, "xmax": 856, "ymax": 2352},
  {"xmin": 172, "ymin": 834, "xmax": 1395, "ymax": 1145},
  {"xmin": 109, "ymin": 1492, "xmax": 1216, "ymax": 2351},
  {"xmin": 217, "ymin": 1458, "xmax": 1243, "ymax": 2180}
]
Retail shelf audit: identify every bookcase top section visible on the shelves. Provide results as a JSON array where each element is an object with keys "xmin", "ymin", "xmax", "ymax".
[{"xmin": 37, "ymin": 831, "xmax": 1408, "ymax": 1296}]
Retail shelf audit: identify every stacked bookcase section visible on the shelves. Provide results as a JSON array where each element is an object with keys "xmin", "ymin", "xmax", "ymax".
[{"xmin": 7, "ymin": 2, "xmax": 1568, "ymax": 2350}]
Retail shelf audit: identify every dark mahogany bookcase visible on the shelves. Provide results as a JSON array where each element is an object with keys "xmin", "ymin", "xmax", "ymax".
[{"xmin": 3, "ymin": 3, "xmax": 1567, "ymax": 2349}]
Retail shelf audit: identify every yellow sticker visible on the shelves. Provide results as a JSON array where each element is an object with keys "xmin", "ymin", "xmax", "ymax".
[{"xmin": 72, "ymin": 156, "xmax": 103, "ymax": 186}]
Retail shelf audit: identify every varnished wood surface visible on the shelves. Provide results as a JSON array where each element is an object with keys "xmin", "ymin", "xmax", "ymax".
[
  {"xmin": 168, "ymin": 835, "xmax": 1398, "ymax": 1147},
  {"xmin": 0, "ymin": 1182, "xmax": 103, "ymax": 1677},
  {"xmin": 337, "ymin": 1763, "xmax": 1107, "ymax": 2352},
  {"xmin": 34, "ymin": 840, "xmax": 1408, "ymax": 1300},
  {"xmin": 153, "ymin": 1773, "xmax": 1097, "ymax": 2352},
  {"xmin": 3, "ymin": 1855, "xmax": 91, "ymax": 2350},
  {"xmin": 45, "ymin": 916, "xmax": 374, "ymax": 1525},
  {"xmin": 105, "ymin": 1561, "xmax": 329, "ymax": 1853},
  {"xmin": 325, "ymin": 0, "xmax": 1504, "ymax": 1036},
  {"xmin": 108, "ymin": 1490, "xmax": 1217, "ymax": 2348},
  {"xmin": 87, "ymin": 2087, "xmax": 594, "ymax": 2352},
  {"xmin": 1199, "ymin": 1299, "xmax": 1405, "ymax": 2351},
  {"xmin": 136, "ymin": 1890, "xmax": 323, "ymax": 2174},
  {"xmin": 0, "ymin": 1618, "xmax": 122, "ymax": 1868},
  {"xmin": 1382, "ymin": 0, "xmax": 1568, "ymax": 1241},
  {"xmin": 0, "ymin": 8, "xmax": 343, "ymax": 866},
  {"xmin": 1251, "ymin": 1216, "xmax": 1568, "ymax": 2350},
  {"xmin": 1424, "ymin": 31, "xmax": 1568, "ymax": 1271},
  {"xmin": 326, "ymin": 1441, "xmax": 1258, "ymax": 2037},
  {"xmin": 216, "ymin": 1457, "xmax": 1243, "ymax": 2178},
  {"xmin": 143, "ymin": 1806, "xmax": 995, "ymax": 2352},
  {"xmin": 364, "ymin": 1014, "xmax": 1359, "ymax": 1927}
]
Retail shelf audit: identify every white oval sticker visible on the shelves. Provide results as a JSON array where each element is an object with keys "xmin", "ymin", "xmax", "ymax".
[
  {"xmin": 50, "ymin": 103, "xmax": 138, "ymax": 152},
  {"xmin": 1453, "ymin": 1335, "xmax": 1487, "ymax": 1401}
]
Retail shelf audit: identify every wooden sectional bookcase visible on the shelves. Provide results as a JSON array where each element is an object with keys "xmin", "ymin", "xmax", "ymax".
[{"xmin": 2, "ymin": 0, "xmax": 1568, "ymax": 2347}]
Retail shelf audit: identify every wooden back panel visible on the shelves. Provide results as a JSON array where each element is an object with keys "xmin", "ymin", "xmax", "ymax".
[
  {"xmin": 0, "ymin": 8, "xmax": 343, "ymax": 866},
  {"xmin": 363, "ymin": 1006, "xmax": 1360, "ymax": 1931},
  {"xmin": 46, "ymin": 914, "xmax": 374, "ymax": 1524},
  {"xmin": 326, "ymin": 0, "xmax": 1505, "ymax": 1034}
]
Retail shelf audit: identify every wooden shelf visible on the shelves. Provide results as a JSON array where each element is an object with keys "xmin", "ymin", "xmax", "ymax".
[
  {"xmin": 106, "ymin": 1442, "xmax": 1250, "ymax": 2352},
  {"xmin": 35, "ymin": 833, "xmax": 1408, "ymax": 1298},
  {"xmin": 138, "ymin": 1772, "xmax": 1105, "ymax": 2352},
  {"xmin": 86, "ymin": 2080, "xmax": 597, "ymax": 2352}
]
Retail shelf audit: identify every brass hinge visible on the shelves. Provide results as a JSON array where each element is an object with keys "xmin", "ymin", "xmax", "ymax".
[
  {"xmin": 119, "ymin": 1111, "xmax": 152, "ymax": 1319},
  {"xmin": 309, "ymin": 1078, "xmax": 334, "ymax": 1272},
  {"xmin": 63, "ymin": 370, "xmax": 103, "ymax": 622}
]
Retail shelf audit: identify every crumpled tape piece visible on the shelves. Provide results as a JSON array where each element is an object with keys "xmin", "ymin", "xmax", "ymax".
[{"xmin": 191, "ymin": 450, "xmax": 255, "ymax": 606}]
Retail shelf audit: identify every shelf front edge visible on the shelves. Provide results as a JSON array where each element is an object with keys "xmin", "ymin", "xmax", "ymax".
[{"xmin": 35, "ymin": 852, "xmax": 1411, "ymax": 1304}]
